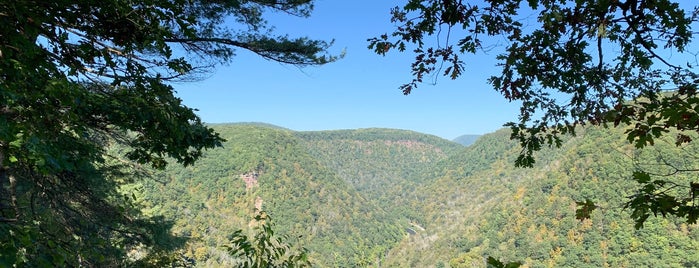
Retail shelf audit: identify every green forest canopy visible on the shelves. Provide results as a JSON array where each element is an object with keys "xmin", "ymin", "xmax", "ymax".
[
  {"xmin": 145, "ymin": 123, "xmax": 699, "ymax": 267},
  {"xmin": 2, "ymin": 0, "xmax": 699, "ymax": 266}
]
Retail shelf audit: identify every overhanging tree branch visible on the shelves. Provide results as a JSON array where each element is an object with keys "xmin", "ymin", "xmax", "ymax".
[{"xmin": 164, "ymin": 36, "xmax": 337, "ymax": 66}]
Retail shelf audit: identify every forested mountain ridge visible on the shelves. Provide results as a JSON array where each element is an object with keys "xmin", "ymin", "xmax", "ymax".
[
  {"xmin": 139, "ymin": 124, "xmax": 404, "ymax": 266},
  {"xmin": 452, "ymin": 134, "xmax": 481, "ymax": 146},
  {"xmin": 295, "ymin": 128, "xmax": 464, "ymax": 222},
  {"xmin": 140, "ymin": 123, "xmax": 699, "ymax": 267},
  {"xmin": 382, "ymin": 127, "xmax": 699, "ymax": 267}
]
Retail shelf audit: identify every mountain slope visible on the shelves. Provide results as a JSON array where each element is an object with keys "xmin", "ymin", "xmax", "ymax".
[
  {"xmin": 295, "ymin": 128, "xmax": 464, "ymax": 222},
  {"xmin": 138, "ymin": 123, "xmax": 699, "ymax": 267},
  {"xmin": 453, "ymin": 134, "xmax": 481, "ymax": 146},
  {"xmin": 140, "ymin": 124, "xmax": 402, "ymax": 267},
  {"xmin": 382, "ymin": 126, "xmax": 699, "ymax": 267}
]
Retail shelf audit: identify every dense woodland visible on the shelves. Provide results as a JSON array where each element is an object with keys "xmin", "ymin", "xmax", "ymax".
[
  {"xmin": 133, "ymin": 123, "xmax": 699, "ymax": 267},
  {"xmin": 2, "ymin": 0, "xmax": 698, "ymax": 266}
]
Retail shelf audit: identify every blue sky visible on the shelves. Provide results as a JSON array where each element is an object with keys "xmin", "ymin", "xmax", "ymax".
[{"xmin": 174, "ymin": 0, "xmax": 520, "ymax": 140}]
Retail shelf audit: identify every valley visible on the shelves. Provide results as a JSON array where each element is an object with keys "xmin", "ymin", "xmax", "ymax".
[{"xmin": 141, "ymin": 123, "xmax": 699, "ymax": 267}]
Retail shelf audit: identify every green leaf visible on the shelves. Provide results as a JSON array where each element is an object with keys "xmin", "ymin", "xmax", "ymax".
[
  {"xmin": 487, "ymin": 256, "xmax": 522, "ymax": 268},
  {"xmin": 632, "ymin": 171, "xmax": 651, "ymax": 183},
  {"xmin": 487, "ymin": 256, "xmax": 505, "ymax": 268},
  {"xmin": 575, "ymin": 199, "xmax": 598, "ymax": 220},
  {"xmin": 9, "ymin": 139, "xmax": 22, "ymax": 148}
]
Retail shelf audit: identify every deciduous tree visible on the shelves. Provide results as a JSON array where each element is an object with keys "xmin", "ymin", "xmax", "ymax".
[
  {"xmin": 370, "ymin": 0, "xmax": 699, "ymax": 226},
  {"xmin": 0, "ymin": 0, "xmax": 336, "ymax": 265}
]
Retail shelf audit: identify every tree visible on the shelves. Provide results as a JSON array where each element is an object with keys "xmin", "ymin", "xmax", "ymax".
[
  {"xmin": 0, "ymin": 0, "xmax": 336, "ymax": 266},
  {"xmin": 370, "ymin": 1, "xmax": 699, "ymax": 226},
  {"xmin": 224, "ymin": 211, "xmax": 311, "ymax": 268}
]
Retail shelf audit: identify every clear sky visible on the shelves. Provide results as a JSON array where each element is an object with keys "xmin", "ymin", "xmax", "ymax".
[{"xmin": 174, "ymin": 0, "xmax": 521, "ymax": 140}]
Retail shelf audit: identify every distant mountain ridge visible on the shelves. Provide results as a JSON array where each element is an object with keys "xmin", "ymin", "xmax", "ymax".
[
  {"xmin": 205, "ymin": 121, "xmax": 291, "ymax": 130},
  {"xmin": 295, "ymin": 128, "xmax": 464, "ymax": 224},
  {"xmin": 139, "ymin": 123, "xmax": 699, "ymax": 267},
  {"xmin": 141, "ymin": 124, "xmax": 435, "ymax": 266},
  {"xmin": 382, "ymin": 127, "xmax": 699, "ymax": 267},
  {"xmin": 452, "ymin": 134, "xmax": 481, "ymax": 146}
]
